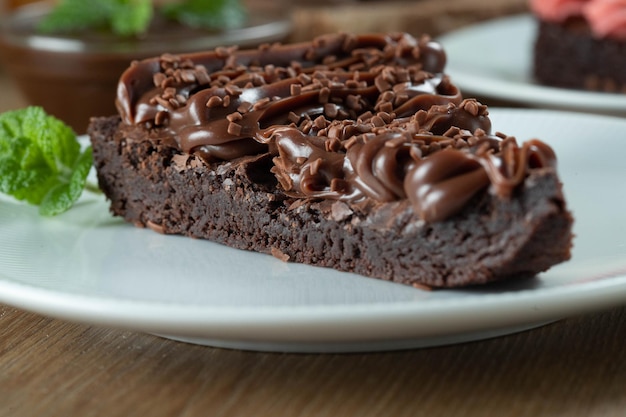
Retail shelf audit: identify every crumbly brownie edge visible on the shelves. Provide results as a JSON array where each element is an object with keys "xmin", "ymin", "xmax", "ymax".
[{"xmin": 88, "ymin": 116, "xmax": 574, "ymax": 288}]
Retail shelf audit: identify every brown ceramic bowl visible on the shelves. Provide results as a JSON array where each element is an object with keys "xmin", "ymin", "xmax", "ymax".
[{"xmin": 0, "ymin": 3, "xmax": 291, "ymax": 132}]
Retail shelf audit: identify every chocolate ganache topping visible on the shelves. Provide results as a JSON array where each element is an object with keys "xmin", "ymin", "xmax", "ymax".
[{"xmin": 116, "ymin": 32, "xmax": 557, "ymax": 222}]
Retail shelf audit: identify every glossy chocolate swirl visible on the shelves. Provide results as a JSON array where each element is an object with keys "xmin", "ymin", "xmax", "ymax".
[{"xmin": 116, "ymin": 32, "xmax": 557, "ymax": 222}]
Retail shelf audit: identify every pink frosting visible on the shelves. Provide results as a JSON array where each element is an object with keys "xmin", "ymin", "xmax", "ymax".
[
  {"xmin": 529, "ymin": 0, "xmax": 589, "ymax": 22},
  {"xmin": 583, "ymin": 0, "xmax": 626, "ymax": 39},
  {"xmin": 530, "ymin": 0, "xmax": 626, "ymax": 39}
]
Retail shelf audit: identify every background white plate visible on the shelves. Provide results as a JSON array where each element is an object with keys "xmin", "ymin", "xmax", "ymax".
[
  {"xmin": 1, "ymin": 109, "xmax": 626, "ymax": 352},
  {"xmin": 438, "ymin": 14, "xmax": 626, "ymax": 116}
]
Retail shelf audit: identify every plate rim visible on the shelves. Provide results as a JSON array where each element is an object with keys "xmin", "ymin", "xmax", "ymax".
[{"xmin": 1, "ymin": 265, "xmax": 625, "ymax": 344}]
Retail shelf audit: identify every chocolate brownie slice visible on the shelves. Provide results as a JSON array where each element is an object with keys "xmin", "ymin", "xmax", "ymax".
[{"xmin": 89, "ymin": 33, "xmax": 573, "ymax": 288}]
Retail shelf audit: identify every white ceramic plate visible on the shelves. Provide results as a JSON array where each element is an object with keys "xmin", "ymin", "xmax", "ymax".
[
  {"xmin": 1, "ymin": 109, "xmax": 626, "ymax": 353},
  {"xmin": 437, "ymin": 14, "xmax": 626, "ymax": 116}
]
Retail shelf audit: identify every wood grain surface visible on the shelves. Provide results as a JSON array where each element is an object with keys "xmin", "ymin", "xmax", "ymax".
[{"xmin": 1, "ymin": 305, "xmax": 625, "ymax": 417}]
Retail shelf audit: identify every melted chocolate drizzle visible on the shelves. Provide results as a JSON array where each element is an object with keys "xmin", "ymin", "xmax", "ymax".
[{"xmin": 116, "ymin": 32, "xmax": 557, "ymax": 222}]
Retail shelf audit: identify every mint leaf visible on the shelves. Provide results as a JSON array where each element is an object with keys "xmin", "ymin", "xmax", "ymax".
[
  {"xmin": 0, "ymin": 154, "xmax": 49, "ymax": 197},
  {"xmin": 111, "ymin": 0, "xmax": 153, "ymax": 37},
  {"xmin": 38, "ymin": 0, "xmax": 111, "ymax": 34},
  {"xmin": 39, "ymin": 147, "xmax": 94, "ymax": 216},
  {"xmin": 0, "ymin": 132, "xmax": 49, "ymax": 195},
  {"xmin": 0, "ymin": 107, "xmax": 96, "ymax": 215},
  {"xmin": 11, "ymin": 176, "xmax": 58, "ymax": 206},
  {"xmin": 38, "ymin": 0, "xmax": 153, "ymax": 37},
  {"xmin": 161, "ymin": 0, "xmax": 246, "ymax": 30},
  {"xmin": 21, "ymin": 106, "xmax": 79, "ymax": 172}
]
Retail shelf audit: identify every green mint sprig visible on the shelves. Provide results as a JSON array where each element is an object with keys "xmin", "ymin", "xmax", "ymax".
[
  {"xmin": 0, "ymin": 107, "xmax": 96, "ymax": 216},
  {"xmin": 38, "ymin": 0, "xmax": 153, "ymax": 37},
  {"xmin": 161, "ymin": 0, "xmax": 246, "ymax": 30},
  {"xmin": 37, "ymin": 0, "xmax": 246, "ymax": 37}
]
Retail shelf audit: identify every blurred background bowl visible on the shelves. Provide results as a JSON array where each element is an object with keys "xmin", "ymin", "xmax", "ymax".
[{"xmin": 0, "ymin": 1, "xmax": 291, "ymax": 132}]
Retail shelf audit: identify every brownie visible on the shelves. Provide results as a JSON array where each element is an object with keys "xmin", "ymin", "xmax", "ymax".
[
  {"xmin": 89, "ymin": 33, "xmax": 573, "ymax": 288},
  {"xmin": 533, "ymin": 18, "xmax": 626, "ymax": 93}
]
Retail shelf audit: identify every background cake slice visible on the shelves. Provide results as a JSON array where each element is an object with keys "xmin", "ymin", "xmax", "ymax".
[{"xmin": 530, "ymin": 0, "xmax": 626, "ymax": 93}]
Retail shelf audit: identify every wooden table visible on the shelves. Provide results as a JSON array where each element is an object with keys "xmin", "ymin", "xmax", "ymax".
[
  {"xmin": 1, "ymin": 1, "xmax": 625, "ymax": 415},
  {"xmin": 1, "ymin": 305, "xmax": 625, "ymax": 416}
]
